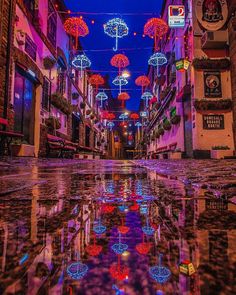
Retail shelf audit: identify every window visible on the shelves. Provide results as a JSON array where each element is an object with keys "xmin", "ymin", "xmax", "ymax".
[
  {"xmin": 47, "ymin": 0, "xmax": 57, "ymax": 47},
  {"xmin": 42, "ymin": 76, "xmax": 51, "ymax": 111},
  {"xmin": 85, "ymin": 126, "xmax": 90, "ymax": 147}
]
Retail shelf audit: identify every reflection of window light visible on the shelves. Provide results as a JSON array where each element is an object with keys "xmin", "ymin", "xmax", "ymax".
[{"xmin": 19, "ymin": 253, "xmax": 29, "ymax": 265}]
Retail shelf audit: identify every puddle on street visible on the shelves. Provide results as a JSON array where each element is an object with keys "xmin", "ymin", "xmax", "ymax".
[{"xmin": 0, "ymin": 160, "xmax": 235, "ymax": 295}]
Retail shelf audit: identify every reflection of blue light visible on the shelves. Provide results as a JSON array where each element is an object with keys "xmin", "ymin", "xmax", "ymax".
[
  {"xmin": 112, "ymin": 284, "xmax": 125, "ymax": 295},
  {"xmin": 149, "ymin": 254, "xmax": 171, "ymax": 284},
  {"xmin": 19, "ymin": 253, "xmax": 29, "ymax": 265},
  {"xmin": 142, "ymin": 195, "xmax": 155, "ymax": 201},
  {"xmin": 67, "ymin": 262, "xmax": 88, "ymax": 280},
  {"xmin": 118, "ymin": 205, "xmax": 129, "ymax": 212},
  {"xmin": 142, "ymin": 226, "xmax": 155, "ymax": 236},
  {"xmin": 111, "ymin": 243, "xmax": 128, "ymax": 255},
  {"xmin": 93, "ymin": 224, "xmax": 107, "ymax": 234}
]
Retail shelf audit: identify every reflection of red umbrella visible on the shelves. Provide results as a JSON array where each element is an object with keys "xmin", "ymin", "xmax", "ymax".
[
  {"xmin": 110, "ymin": 255, "xmax": 129, "ymax": 281},
  {"xmin": 118, "ymin": 92, "xmax": 130, "ymax": 108},
  {"xmin": 135, "ymin": 75, "xmax": 150, "ymax": 93},
  {"xmin": 64, "ymin": 17, "xmax": 89, "ymax": 49},
  {"xmin": 144, "ymin": 18, "xmax": 168, "ymax": 51},
  {"xmin": 111, "ymin": 54, "xmax": 130, "ymax": 75},
  {"xmin": 136, "ymin": 234, "xmax": 152, "ymax": 255},
  {"xmin": 102, "ymin": 204, "xmax": 115, "ymax": 214},
  {"xmin": 89, "ymin": 74, "xmax": 104, "ymax": 94},
  {"xmin": 118, "ymin": 218, "xmax": 130, "ymax": 235},
  {"xmin": 86, "ymin": 235, "xmax": 103, "ymax": 256},
  {"xmin": 120, "ymin": 122, "xmax": 127, "ymax": 127}
]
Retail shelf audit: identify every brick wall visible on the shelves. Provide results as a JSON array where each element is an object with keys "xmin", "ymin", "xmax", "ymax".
[{"xmin": 229, "ymin": 1, "xmax": 236, "ymax": 147}]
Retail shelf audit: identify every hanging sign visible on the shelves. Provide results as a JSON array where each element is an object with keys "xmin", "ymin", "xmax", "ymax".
[
  {"xmin": 195, "ymin": 0, "xmax": 228, "ymax": 31},
  {"xmin": 203, "ymin": 115, "xmax": 224, "ymax": 130},
  {"xmin": 175, "ymin": 59, "xmax": 191, "ymax": 72},
  {"xmin": 204, "ymin": 72, "xmax": 222, "ymax": 98},
  {"xmin": 168, "ymin": 5, "xmax": 185, "ymax": 28}
]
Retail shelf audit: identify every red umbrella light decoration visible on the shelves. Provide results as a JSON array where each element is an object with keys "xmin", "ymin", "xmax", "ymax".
[
  {"xmin": 130, "ymin": 113, "xmax": 139, "ymax": 122},
  {"xmin": 111, "ymin": 54, "xmax": 130, "ymax": 75},
  {"xmin": 107, "ymin": 113, "xmax": 116, "ymax": 120},
  {"xmin": 136, "ymin": 234, "xmax": 152, "ymax": 255},
  {"xmin": 135, "ymin": 75, "xmax": 150, "ymax": 94},
  {"xmin": 118, "ymin": 92, "xmax": 130, "ymax": 108},
  {"xmin": 64, "ymin": 17, "xmax": 89, "ymax": 49},
  {"xmin": 89, "ymin": 74, "xmax": 104, "ymax": 95},
  {"xmin": 144, "ymin": 18, "xmax": 168, "ymax": 51}
]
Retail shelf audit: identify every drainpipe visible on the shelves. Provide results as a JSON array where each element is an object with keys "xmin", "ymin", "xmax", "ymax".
[{"xmin": 3, "ymin": 0, "xmax": 14, "ymax": 120}]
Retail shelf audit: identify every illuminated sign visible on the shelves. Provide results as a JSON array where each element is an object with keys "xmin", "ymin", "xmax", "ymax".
[
  {"xmin": 168, "ymin": 5, "xmax": 185, "ymax": 28},
  {"xmin": 175, "ymin": 59, "xmax": 191, "ymax": 72}
]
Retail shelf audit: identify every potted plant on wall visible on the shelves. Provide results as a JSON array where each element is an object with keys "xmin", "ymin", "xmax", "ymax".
[
  {"xmin": 45, "ymin": 116, "xmax": 61, "ymax": 132},
  {"xmin": 163, "ymin": 119, "xmax": 171, "ymax": 131},
  {"xmin": 171, "ymin": 114, "xmax": 181, "ymax": 125},
  {"xmin": 211, "ymin": 146, "xmax": 233, "ymax": 159},
  {"xmin": 51, "ymin": 93, "xmax": 72, "ymax": 115}
]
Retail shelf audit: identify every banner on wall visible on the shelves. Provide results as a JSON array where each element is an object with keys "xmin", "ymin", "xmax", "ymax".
[
  {"xmin": 195, "ymin": 0, "xmax": 228, "ymax": 31},
  {"xmin": 204, "ymin": 71, "xmax": 222, "ymax": 98}
]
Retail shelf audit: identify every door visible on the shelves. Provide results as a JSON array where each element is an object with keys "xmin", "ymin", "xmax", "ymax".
[
  {"xmin": 183, "ymin": 97, "xmax": 193, "ymax": 158},
  {"xmin": 72, "ymin": 113, "xmax": 80, "ymax": 143},
  {"xmin": 14, "ymin": 70, "xmax": 35, "ymax": 145}
]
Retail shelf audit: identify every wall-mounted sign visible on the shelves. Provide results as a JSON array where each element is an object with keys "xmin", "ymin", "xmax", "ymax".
[
  {"xmin": 204, "ymin": 72, "xmax": 222, "ymax": 98},
  {"xmin": 168, "ymin": 5, "xmax": 185, "ymax": 28},
  {"xmin": 175, "ymin": 59, "xmax": 191, "ymax": 72},
  {"xmin": 203, "ymin": 114, "xmax": 224, "ymax": 129},
  {"xmin": 25, "ymin": 34, "xmax": 37, "ymax": 61},
  {"xmin": 140, "ymin": 111, "xmax": 148, "ymax": 118},
  {"xmin": 195, "ymin": 0, "xmax": 228, "ymax": 31}
]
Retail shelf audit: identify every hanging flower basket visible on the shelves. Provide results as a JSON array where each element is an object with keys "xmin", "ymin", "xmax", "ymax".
[
  {"xmin": 86, "ymin": 109, "xmax": 91, "ymax": 116},
  {"xmin": 171, "ymin": 115, "xmax": 181, "ymax": 125},
  {"xmin": 51, "ymin": 93, "xmax": 72, "ymax": 115},
  {"xmin": 192, "ymin": 58, "xmax": 230, "ymax": 70},
  {"xmin": 80, "ymin": 102, "xmax": 86, "ymax": 109},
  {"xmin": 90, "ymin": 114, "xmax": 95, "ymax": 120},
  {"xmin": 43, "ymin": 56, "xmax": 56, "ymax": 70},
  {"xmin": 163, "ymin": 120, "xmax": 171, "ymax": 131},
  {"xmin": 45, "ymin": 116, "xmax": 61, "ymax": 130},
  {"xmin": 72, "ymin": 92, "xmax": 80, "ymax": 100},
  {"xmin": 194, "ymin": 99, "xmax": 232, "ymax": 112}
]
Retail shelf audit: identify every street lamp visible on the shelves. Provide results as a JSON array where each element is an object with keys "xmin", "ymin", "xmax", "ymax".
[{"xmin": 122, "ymin": 70, "xmax": 130, "ymax": 78}]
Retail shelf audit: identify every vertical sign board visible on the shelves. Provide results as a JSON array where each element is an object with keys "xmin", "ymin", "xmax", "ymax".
[
  {"xmin": 204, "ymin": 72, "xmax": 222, "ymax": 98},
  {"xmin": 168, "ymin": 5, "xmax": 185, "ymax": 28}
]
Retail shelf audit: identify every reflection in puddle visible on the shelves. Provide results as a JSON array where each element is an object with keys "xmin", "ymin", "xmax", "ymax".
[{"xmin": 0, "ymin": 160, "xmax": 235, "ymax": 295}]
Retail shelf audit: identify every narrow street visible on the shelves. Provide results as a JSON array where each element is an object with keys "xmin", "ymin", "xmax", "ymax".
[{"xmin": 0, "ymin": 159, "xmax": 235, "ymax": 294}]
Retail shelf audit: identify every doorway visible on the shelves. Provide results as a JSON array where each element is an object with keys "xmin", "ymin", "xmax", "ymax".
[
  {"xmin": 72, "ymin": 113, "xmax": 80, "ymax": 143},
  {"xmin": 13, "ymin": 68, "xmax": 35, "ymax": 145}
]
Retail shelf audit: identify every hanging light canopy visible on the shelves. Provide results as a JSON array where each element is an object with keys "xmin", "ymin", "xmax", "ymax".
[
  {"xmin": 113, "ymin": 75, "xmax": 128, "ymax": 94},
  {"xmin": 141, "ymin": 92, "xmax": 153, "ymax": 107},
  {"xmin": 111, "ymin": 54, "xmax": 130, "ymax": 75},
  {"xmin": 118, "ymin": 92, "xmax": 130, "ymax": 108},
  {"xmin": 71, "ymin": 54, "xmax": 91, "ymax": 77},
  {"xmin": 135, "ymin": 75, "xmax": 150, "ymax": 94},
  {"xmin": 144, "ymin": 18, "xmax": 168, "ymax": 51},
  {"xmin": 104, "ymin": 18, "xmax": 129, "ymax": 51},
  {"xmin": 96, "ymin": 91, "xmax": 108, "ymax": 107},
  {"xmin": 149, "ymin": 254, "xmax": 171, "ymax": 284},
  {"xmin": 89, "ymin": 74, "xmax": 104, "ymax": 94},
  {"xmin": 130, "ymin": 113, "xmax": 139, "ymax": 121},
  {"xmin": 64, "ymin": 17, "xmax": 89, "ymax": 49}
]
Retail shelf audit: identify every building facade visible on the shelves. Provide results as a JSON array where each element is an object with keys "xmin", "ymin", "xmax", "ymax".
[
  {"xmin": 0, "ymin": 0, "xmax": 107, "ymax": 158},
  {"xmin": 141, "ymin": 0, "xmax": 235, "ymax": 159}
]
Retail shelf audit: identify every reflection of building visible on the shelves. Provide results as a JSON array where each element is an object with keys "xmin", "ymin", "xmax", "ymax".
[
  {"xmin": 0, "ymin": 0, "xmax": 106, "ymax": 158},
  {"xmin": 142, "ymin": 0, "xmax": 235, "ymax": 159}
]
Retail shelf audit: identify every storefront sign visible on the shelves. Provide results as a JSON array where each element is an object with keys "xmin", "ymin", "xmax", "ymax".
[
  {"xmin": 195, "ymin": 0, "xmax": 228, "ymax": 31},
  {"xmin": 175, "ymin": 59, "xmax": 190, "ymax": 72},
  {"xmin": 25, "ymin": 35, "xmax": 37, "ymax": 61},
  {"xmin": 204, "ymin": 72, "xmax": 222, "ymax": 98},
  {"xmin": 168, "ymin": 5, "xmax": 185, "ymax": 28},
  {"xmin": 203, "ymin": 115, "xmax": 224, "ymax": 129}
]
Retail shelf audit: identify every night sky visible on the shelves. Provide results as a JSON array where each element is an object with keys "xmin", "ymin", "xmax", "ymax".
[{"xmin": 64, "ymin": 0, "xmax": 164, "ymax": 110}]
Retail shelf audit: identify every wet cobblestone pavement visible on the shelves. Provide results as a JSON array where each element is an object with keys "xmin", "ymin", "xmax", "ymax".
[{"xmin": 0, "ymin": 158, "xmax": 236, "ymax": 295}]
